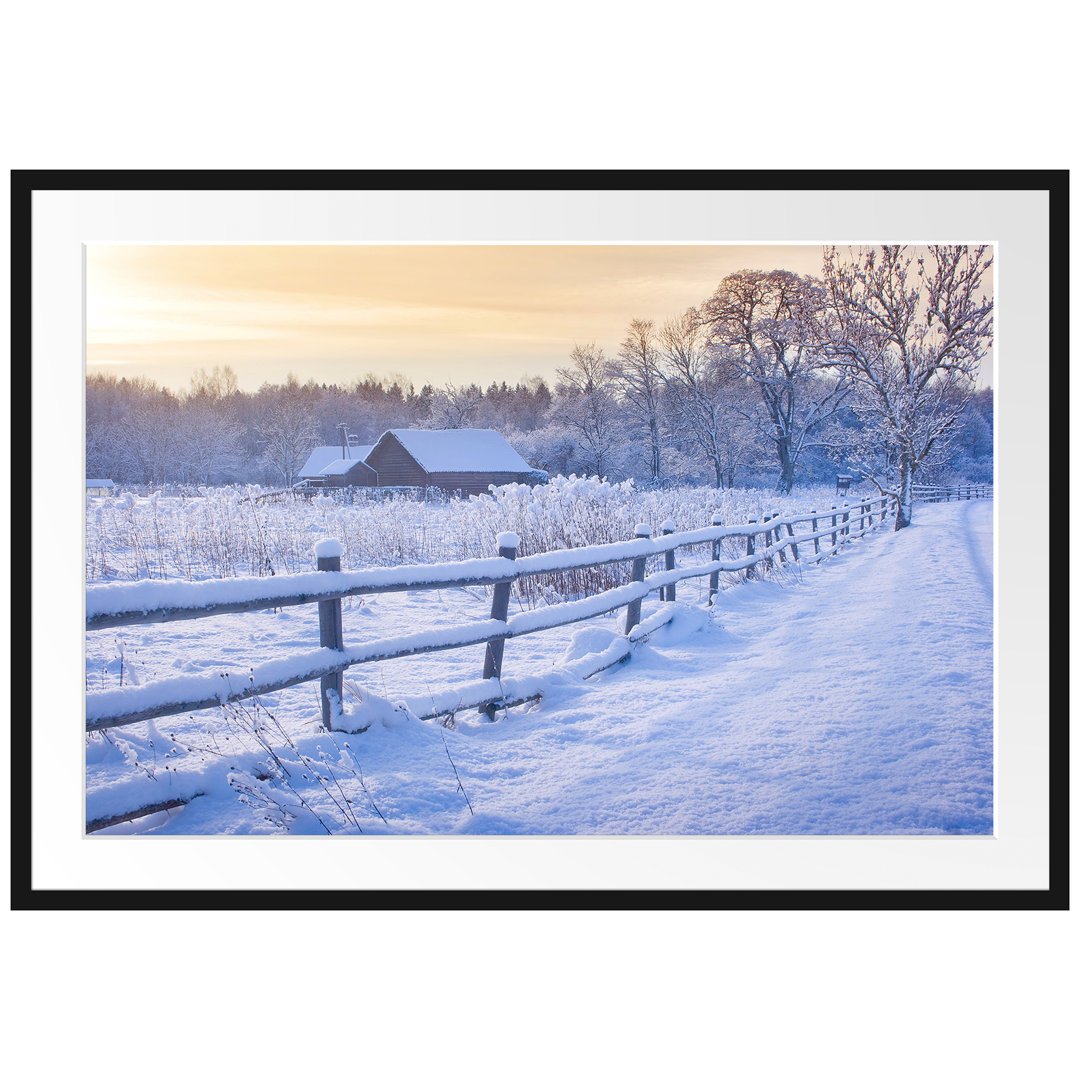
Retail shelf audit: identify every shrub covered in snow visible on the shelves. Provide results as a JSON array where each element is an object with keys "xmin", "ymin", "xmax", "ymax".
[{"xmin": 86, "ymin": 475, "xmax": 877, "ymax": 603}]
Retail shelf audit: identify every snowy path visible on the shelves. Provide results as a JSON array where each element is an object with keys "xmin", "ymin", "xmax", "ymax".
[
  {"xmin": 421, "ymin": 498, "xmax": 994, "ymax": 835},
  {"xmin": 90, "ymin": 500, "xmax": 993, "ymax": 835}
]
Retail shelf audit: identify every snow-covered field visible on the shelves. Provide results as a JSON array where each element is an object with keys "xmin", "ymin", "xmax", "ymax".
[{"xmin": 85, "ymin": 494, "xmax": 993, "ymax": 836}]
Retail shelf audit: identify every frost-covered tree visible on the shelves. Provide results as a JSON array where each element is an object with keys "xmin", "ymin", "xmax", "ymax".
[
  {"xmin": 555, "ymin": 342, "xmax": 626, "ymax": 478},
  {"xmin": 510, "ymin": 422, "xmax": 579, "ymax": 479},
  {"xmin": 610, "ymin": 319, "xmax": 667, "ymax": 483},
  {"xmin": 189, "ymin": 364, "xmax": 239, "ymax": 400},
  {"xmin": 175, "ymin": 406, "xmax": 244, "ymax": 485},
  {"xmin": 176, "ymin": 366, "xmax": 244, "ymax": 484},
  {"xmin": 818, "ymin": 245, "xmax": 994, "ymax": 529},
  {"xmin": 85, "ymin": 374, "xmax": 181, "ymax": 484},
  {"xmin": 86, "ymin": 373, "xmax": 137, "ymax": 480},
  {"xmin": 470, "ymin": 377, "xmax": 553, "ymax": 434},
  {"xmin": 429, "ymin": 382, "xmax": 484, "ymax": 429},
  {"xmin": 115, "ymin": 392, "xmax": 182, "ymax": 486},
  {"xmin": 656, "ymin": 310, "xmax": 758, "ymax": 489},
  {"xmin": 698, "ymin": 269, "xmax": 849, "ymax": 494},
  {"xmin": 949, "ymin": 387, "xmax": 994, "ymax": 482},
  {"xmin": 255, "ymin": 389, "xmax": 320, "ymax": 488}
]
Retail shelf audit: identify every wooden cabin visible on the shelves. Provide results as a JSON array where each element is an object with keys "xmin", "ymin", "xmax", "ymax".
[
  {"xmin": 86, "ymin": 479, "xmax": 116, "ymax": 497},
  {"xmin": 365, "ymin": 429, "xmax": 546, "ymax": 496}
]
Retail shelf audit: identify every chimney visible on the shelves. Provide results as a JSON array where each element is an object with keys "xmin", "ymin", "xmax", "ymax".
[{"xmin": 338, "ymin": 423, "xmax": 350, "ymax": 459}]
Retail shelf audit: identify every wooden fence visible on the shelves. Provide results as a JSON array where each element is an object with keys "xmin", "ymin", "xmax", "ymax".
[
  {"xmin": 912, "ymin": 483, "xmax": 993, "ymax": 503},
  {"xmin": 85, "ymin": 495, "xmax": 899, "ymax": 736}
]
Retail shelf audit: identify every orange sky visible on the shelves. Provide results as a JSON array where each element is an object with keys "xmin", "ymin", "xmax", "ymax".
[
  {"xmin": 85, "ymin": 244, "xmax": 992, "ymax": 392},
  {"xmin": 85, "ymin": 244, "xmax": 830, "ymax": 392}
]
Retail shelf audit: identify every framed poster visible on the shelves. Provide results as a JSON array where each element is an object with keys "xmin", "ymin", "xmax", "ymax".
[{"xmin": 11, "ymin": 170, "xmax": 1066, "ymax": 909}]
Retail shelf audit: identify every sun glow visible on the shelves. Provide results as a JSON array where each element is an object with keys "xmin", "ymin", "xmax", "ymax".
[{"xmin": 85, "ymin": 244, "xmax": 831, "ymax": 392}]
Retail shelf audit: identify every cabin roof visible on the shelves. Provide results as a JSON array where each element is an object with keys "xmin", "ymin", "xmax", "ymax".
[
  {"xmin": 319, "ymin": 457, "xmax": 375, "ymax": 477},
  {"xmin": 300, "ymin": 445, "xmax": 374, "ymax": 477},
  {"xmin": 378, "ymin": 429, "xmax": 535, "ymax": 474}
]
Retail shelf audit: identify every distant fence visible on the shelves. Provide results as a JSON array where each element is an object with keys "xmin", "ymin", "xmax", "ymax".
[
  {"xmin": 912, "ymin": 483, "xmax": 993, "ymax": 503},
  {"xmin": 85, "ymin": 495, "xmax": 899, "ymax": 736}
]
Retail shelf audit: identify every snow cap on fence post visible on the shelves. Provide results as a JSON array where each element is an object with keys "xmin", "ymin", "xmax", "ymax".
[
  {"xmin": 634, "ymin": 523, "xmax": 651, "ymax": 538},
  {"xmin": 313, "ymin": 537, "xmax": 344, "ymax": 560},
  {"xmin": 495, "ymin": 532, "xmax": 520, "ymax": 555}
]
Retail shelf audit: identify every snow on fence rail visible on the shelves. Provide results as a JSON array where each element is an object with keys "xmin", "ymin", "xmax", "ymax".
[
  {"xmin": 912, "ymin": 483, "xmax": 993, "ymax": 503},
  {"xmin": 85, "ymin": 496, "xmax": 898, "ymax": 734}
]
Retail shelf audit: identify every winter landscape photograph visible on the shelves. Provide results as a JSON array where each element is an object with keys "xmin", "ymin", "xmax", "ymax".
[{"xmin": 83, "ymin": 241, "xmax": 995, "ymax": 838}]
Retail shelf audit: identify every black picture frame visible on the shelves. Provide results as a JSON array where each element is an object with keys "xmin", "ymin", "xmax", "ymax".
[{"xmin": 10, "ymin": 169, "xmax": 1068, "ymax": 911}]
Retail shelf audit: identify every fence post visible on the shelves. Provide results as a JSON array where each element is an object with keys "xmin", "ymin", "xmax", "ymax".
[
  {"xmin": 315, "ymin": 539, "xmax": 345, "ymax": 730},
  {"xmin": 662, "ymin": 520, "xmax": 676, "ymax": 601},
  {"xmin": 708, "ymin": 512, "xmax": 723, "ymax": 605},
  {"xmin": 831, "ymin": 506, "xmax": 838, "ymax": 550},
  {"xmin": 785, "ymin": 519, "xmax": 799, "ymax": 561},
  {"xmin": 762, "ymin": 514, "xmax": 773, "ymax": 573},
  {"xmin": 480, "ymin": 532, "xmax": 519, "ymax": 718},
  {"xmin": 811, "ymin": 511, "xmax": 819, "ymax": 556},
  {"xmin": 746, "ymin": 519, "xmax": 757, "ymax": 580},
  {"xmin": 842, "ymin": 503, "xmax": 850, "ymax": 541},
  {"xmin": 624, "ymin": 523, "xmax": 651, "ymax": 633},
  {"xmin": 772, "ymin": 511, "xmax": 787, "ymax": 565}
]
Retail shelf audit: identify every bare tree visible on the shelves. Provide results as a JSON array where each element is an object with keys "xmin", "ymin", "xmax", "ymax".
[
  {"xmin": 611, "ymin": 319, "xmax": 667, "ymax": 483},
  {"xmin": 189, "ymin": 365, "xmax": 239, "ymax": 400},
  {"xmin": 656, "ymin": 310, "xmax": 756, "ymax": 489},
  {"xmin": 698, "ymin": 269, "xmax": 849, "ymax": 494},
  {"xmin": 429, "ymin": 382, "xmax": 484, "ymax": 429},
  {"xmin": 115, "ymin": 397, "xmax": 181, "ymax": 486},
  {"xmin": 818, "ymin": 245, "xmax": 994, "ymax": 529},
  {"xmin": 555, "ymin": 342, "xmax": 625, "ymax": 478},
  {"xmin": 176, "ymin": 406, "xmax": 244, "ymax": 485},
  {"xmin": 177, "ymin": 365, "xmax": 244, "ymax": 484},
  {"xmin": 256, "ymin": 392, "xmax": 320, "ymax": 488}
]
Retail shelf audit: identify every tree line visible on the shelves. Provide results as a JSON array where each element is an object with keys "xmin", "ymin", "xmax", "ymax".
[{"xmin": 86, "ymin": 246, "xmax": 993, "ymax": 521}]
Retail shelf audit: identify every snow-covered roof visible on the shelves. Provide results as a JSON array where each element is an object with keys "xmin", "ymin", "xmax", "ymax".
[
  {"xmin": 380, "ymin": 429, "xmax": 535, "ymax": 473},
  {"xmin": 319, "ymin": 457, "xmax": 375, "ymax": 477},
  {"xmin": 299, "ymin": 445, "xmax": 374, "ymax": 478},
  {"xmin": 86, "ymin": 479, "xmax": 115, "ymax": 488}
]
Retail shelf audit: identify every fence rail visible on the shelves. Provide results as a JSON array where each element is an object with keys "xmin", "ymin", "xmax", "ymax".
[
  {"xmin": 912, "ymin": 483, "xmax": 993, "ymax": 503},
  {"xmin": 86, "ymin": 495, "xmax": 898, "ymax": 734}
]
